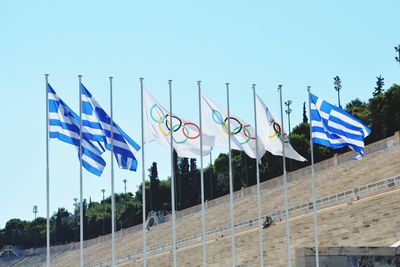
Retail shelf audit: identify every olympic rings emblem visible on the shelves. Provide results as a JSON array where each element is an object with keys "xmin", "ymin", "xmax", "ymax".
[
  {"xmin": 268, "ymin": 120, "xmax": 289, "ymax": 143},
  {"xmin": 211, "ymin": 109, "xmax": 256, "ymax": 145},
  {"xmin": 149, "ymin": 104, "xmax": 200, "ymax": 144}
]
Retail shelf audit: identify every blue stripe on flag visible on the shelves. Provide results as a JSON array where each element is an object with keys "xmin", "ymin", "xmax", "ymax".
[
  {"xmin": 82, "ymin": 160, "xmax": 103, "ymax": 176},
  {"xmin": 49, "ymin": 119, "xmax": 80, "ymax": 134},
  {"xmin": 82, "ymin": 101, "xmax": 94, "ymax": 115}
]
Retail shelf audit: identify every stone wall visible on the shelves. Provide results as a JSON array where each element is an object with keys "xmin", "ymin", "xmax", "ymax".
[{"xmin": 296, "ymin": 247, "xmax": 400, "ymax": 267}]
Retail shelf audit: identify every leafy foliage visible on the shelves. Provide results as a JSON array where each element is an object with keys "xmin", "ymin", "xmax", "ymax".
[{"xmin": 373, "ymin": 75, "xmax": 385, "ymax": 96}]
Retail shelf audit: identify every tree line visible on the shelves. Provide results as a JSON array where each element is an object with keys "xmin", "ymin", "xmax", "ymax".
[{"xmin": 1, "ymin": 82, "xmax": 399, "ymax": 249}]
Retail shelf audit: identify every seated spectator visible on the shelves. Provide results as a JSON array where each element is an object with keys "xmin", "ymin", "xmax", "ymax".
[{"xmin": 263, "ymin": 216, "xmax": 273, "ymax": 229}]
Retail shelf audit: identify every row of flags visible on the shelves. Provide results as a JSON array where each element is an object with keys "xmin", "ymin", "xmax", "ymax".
[
  {"xmin": 48, "ymin": 85, "xmax": 107, "ymax": 176},
  {"xmin": 49, "ymin": 83, "xmax": 372, "ymax": 174},
  {"xmin": 144, "ymin": 90, "xmax": 370, "ymax": 162},
  {"xmin": 49, "ymin": 83, "xmax": 140, "ymax": 176},
  {"xmin": 144, "ymin": 90, "xmax": 308, "ymax": 162},
  {"xmin": 46, "ymin": 78, "xmax": 371, "ymax": 267},
  {"xmin": 50, "ymin": 85, "xmax": 312, "ymax": 175}
]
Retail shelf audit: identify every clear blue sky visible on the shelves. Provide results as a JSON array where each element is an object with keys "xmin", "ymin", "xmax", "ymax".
[{"xmin": 0, "ymin": 1, "xmax": 399, "ymax": 227}]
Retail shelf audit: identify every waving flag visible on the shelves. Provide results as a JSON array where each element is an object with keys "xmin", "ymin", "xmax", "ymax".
[
  {"xmin": 201, "ymin": 95, "xmax": 265, "ymax": 159},
  {"xmin": 48, "ymin": 84, "xmax": 106, "ymax": 176},
  {"xmin": 256, "ymin": 95, "xmax": 307, "ymax": 162},
  {"xmin": 80, "ymin": 84, "xmax": 140, "ymax": 171},
  {"xmin": 310, "ymin": 93, "xmax": 371, "ymax": 158},
  {"xmin": 143, "ymin": 90, "xmax": 214, "ymax": 158}
]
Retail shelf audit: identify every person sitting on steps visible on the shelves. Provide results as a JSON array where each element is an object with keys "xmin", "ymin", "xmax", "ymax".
[{"xmin": 263, "ymin": 216, "xmax": 273, "ymax": 229}]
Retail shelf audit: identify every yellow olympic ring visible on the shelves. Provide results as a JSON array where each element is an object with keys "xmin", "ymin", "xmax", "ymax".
[
  {"xmin": 158, "ymin": 116, "xmax": 171, "ymax": 137},
  {"xmin": 269, "ymin": 133, "xmax": 278, "ymax": 139}
]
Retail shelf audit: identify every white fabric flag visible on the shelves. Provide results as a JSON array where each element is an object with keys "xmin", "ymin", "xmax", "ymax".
[
  {"xmin": 201, "ymin": 95, "xmax": 266, "ymax": 159},
  {"xmin": 143, "ymin": 90, "xmax": 214, "ymax": 158},
  {"xmin": 256, "ymin": 95, "xmax": 307, "ymax": 162}
]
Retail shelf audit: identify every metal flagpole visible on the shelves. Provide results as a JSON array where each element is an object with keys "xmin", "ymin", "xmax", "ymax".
[
  {"xmin": 140, "ymin": 78, "xmax": 147, "ymax": 266},
  {"xmin": 225, "ymin": 82, "xmax": 236, "ymax": 266},
  {"xmin": 45, "ymin": 74, "xmax": 50, "ymax": 267},
  {"xmin": 169, "ymin": 80, "xmax": 177, "ymax": 267},
  {"xmin": 197, "ymin": 81, "xmax": 207, "ymax": 267},
  {"xmin": 278, "ymin": 85, "xmax": 292, "ymax": 267},
  {"xmin": 307, "ymin": 86, "xmax": 320, "ymax": 267},
  {"xmin": 252, "ymin": 84, "xmax": 264, "ymax": 267},
  {"xmin": 78, "ymin": 75, "xmax": 84, "ymax": 267},
  {"xmin": 110, "ymin": 77, "xmax": 116, "ymax": 267}
]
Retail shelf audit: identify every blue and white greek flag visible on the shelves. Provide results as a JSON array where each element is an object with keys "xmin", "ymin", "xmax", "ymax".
[
  {"xmin": 310, "ymin": 93, "xmax": 371, "ymax": 158},
  {"xmin": 80, "ymin": 84, "xmax": 140, "ymax": 171},
  {"xmin": 48, "ymin": 84, "xmax": 106, "ymax": 176}
]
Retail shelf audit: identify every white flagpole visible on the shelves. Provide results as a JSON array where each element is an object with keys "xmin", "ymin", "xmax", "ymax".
[
  {"xmin": 278, "ymin": 85, "xmax": 292, "ymax": 267},
  {"xmin": 307, "ymin": 86, "xmax": 320, "ymax": 267},
  {"xmin": 252, "ymin": 84, "xmax": 264, "ymax": 267},
  {"xmin": 169, "ymin": 80, "xmax": 177, "ymax": 267},
  {"xmin": 226, "ymin": 82, "xmax": 236, "ymax": 266},
  {"xmin": 45, "ymin": 74, "xmax": 50, "ymax": 267},
  {"xmin": 78, "ymin": 75, "xmax": 84, "ymax": 267},
  {"xmin": 110, "ymin": 76, "xmax": 116, "ymax": 267},
  {"xmin": 197, "ymin": 81, "xmax": 207, "ymax": 267},
  {"xmin": 140, "ymin": 78, "xmax": 147, "ymax": 266}
]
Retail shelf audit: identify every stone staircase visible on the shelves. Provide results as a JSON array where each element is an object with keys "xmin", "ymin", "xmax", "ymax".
[{"xmin": 9, "ymin": 133, "xmax": 398, "ymax": 267}]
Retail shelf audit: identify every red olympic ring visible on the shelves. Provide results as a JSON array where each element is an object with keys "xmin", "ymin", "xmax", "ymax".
[
  {"xmin": 182, "ymin": 122, "xmax": 201, "ymax": 139},
  {"xmin": 242, "ymin": 125, "xmax": 256, "ymax": 140}
]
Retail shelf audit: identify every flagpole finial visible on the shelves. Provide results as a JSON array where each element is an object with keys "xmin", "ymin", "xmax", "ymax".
[
  {"xmin": 168, "ymin": 79, "xmax": 172, "ymax": 85},
  {"xmin": 109, "ymin": 76, "xmax": 113, "ymax": 80},
  {"xmin": 140, "ymin": 77, "xmax": 144, "ymax": 81},
  {"xmin": 307, "ymin": 86, "xmax": 311, "ymax": 92},
  {"xmin": 78, "ymin": 75, "xmax": 82, "ymax": 78},
  {"xmin": 45, "ymin": 74, "xmax": 49, "ymax": 77},
  {"xmin": 252, "ymin": 84, "xmax": 256, "ymax": 89},
  {"xmin": 197, "ymin": 81, "xmax": 201, "ymax": 85},
  {"xmin": 277, "ymin": 85, "xmax": 282, "ymax": 92},
  {"xmin": 226, "ymin": 82, "xmax": 229, "ymax": 86}
]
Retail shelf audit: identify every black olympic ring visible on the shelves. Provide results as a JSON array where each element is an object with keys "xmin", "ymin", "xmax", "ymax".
[
  {"xmin": 165, "ymin": 114, "xmax": 182, "ymax": 132},
  {"xmin": 273, "ymin": 122, "xmax": 281, "ymax": 135},
  {"xmin": 223, "ymin": 117, "xmax": 242, "ymax": 135}
]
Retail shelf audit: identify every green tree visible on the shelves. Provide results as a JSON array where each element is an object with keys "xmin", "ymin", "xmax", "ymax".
[
  {"xmin": 148, "ymin": 162, "xmax": 160, "ymax": 211},
  {"xmin": 345, "ymin": 98, "xmax": 369, "ymax": 124},
  {"xmin": 204, "ymin": 165, "xmax": 216, "ymax": 200},
  {"xmin": 159, "ymin": 179, "xmax": 172, "ymax": 211},
  {"xmin": 369, "ymin": 84, "xmax": 400, "ymax": 142},
  {"xmin": 187, "ymin": 158, "xmax": 200, "ymax": 207},
  {"xmin": 303, "ymin": 102, "xmax": 308, "ymax": 123},
  {"xmin": 3, "ymin": 219, "xmax": 28, "ymax": 247},
  {"xmin": 232, "ymin": 151, "xmax": 255, "ymax": 189},
  {"xmin": 384, "ymin": 84, "xmax": 400, "ymax": 136},
  {"xmin": 213, "ymin": 153, "xmax": 229, "ymax": 197},
  {"xmin": 173, "ymin": 150, "xmax": 179, "ymax": 210},
  {"xmin": 85, "ymin": 202, "xmax": 100, "ymax": 238},
  {"xmin": 134, "ymin": 181, "xmax": 150, "ymax": 220},
  {"xmin": 178, "ymin": 157, "xmax": 190, "ymax": 209},
  {"xmin": 373, "ymin": 75, "xmax": 385, "ymax": 96},
  {"xmin": 54, "ymin": 208, "xmax": 73, "ymax": 244}
]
